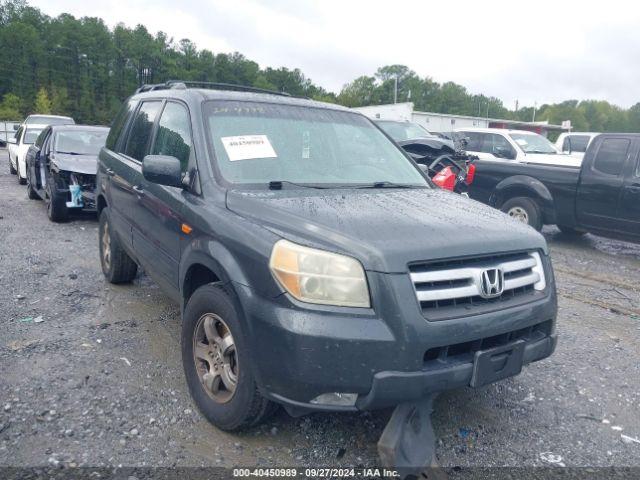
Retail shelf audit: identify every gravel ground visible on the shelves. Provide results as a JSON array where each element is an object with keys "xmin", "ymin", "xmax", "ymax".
[{"xmin": 1, "ymin": 151, "xmax": 639, "ymax": 472}]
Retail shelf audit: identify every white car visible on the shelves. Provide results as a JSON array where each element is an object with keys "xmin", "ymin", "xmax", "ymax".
[
  {"xmin": 8, "ymin": 123, "xmax": 48, "ymax": 184},
  {"xmin": 555, "ymin": 132, "xmax": 600, "ymax": 159},
  {"xmin": 456, "ymin": 128, "xmax": 582, "ymax": 167}
]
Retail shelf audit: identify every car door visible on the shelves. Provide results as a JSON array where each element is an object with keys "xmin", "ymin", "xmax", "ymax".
[
  {"xmin": 482, "ymin": 133, "xmax": 517, "ymax": 161},
  {"xmin": 576, "ymin": 136, "xmax": 637, "ymax": 231},
  {"xmin": 461, "ymin": 132, "xmax": 493, "ymax": 160},
  {"xmin": 133, "ymin": 100, "xmax": 195, "ymax": 291},
  {"xmin": 9, "ymin": 126, "xmax": 23, "ymax": 167},
  {"xmin": 37, "ymin": 129, "xmax": 53, "ymax": 192},
  {"xmin": 616, "ymin": 141, "xmax": 640, "ymax": 237},
  {"xmin": 105, "ymin": 100, "xmax": 162, "ymax": 252},
  {"xmin": 30, "ymin": 127, "xmax": 50, "ymax": 191}
]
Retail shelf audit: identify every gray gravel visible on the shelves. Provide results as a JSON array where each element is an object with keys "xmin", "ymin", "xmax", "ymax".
[{"xmin": 0, "ymin": 152, "xmax": 639, "ymax": 470}]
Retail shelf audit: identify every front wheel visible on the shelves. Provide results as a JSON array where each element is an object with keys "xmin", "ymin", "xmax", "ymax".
[
  {"xmin": 45, "ymin": 178, "xmax": 68, "ymax": 222},
  {"xmin": 16, "ymin": 160, "xmax": 26, "ymax": 185},
  {"xmin": 182, "ymin": 284, "xmax": 276, "ymax": 431},
  {"xmin": 501, "ymin": 197, "xmax": 542, "ymax": 231},
  {"xmin": 26, "ymin": 169, "xmax": 39, "ymax": 200},
  {"xmin": 8, "ymin": 157, "xmax": 16, "ymax": 175}
]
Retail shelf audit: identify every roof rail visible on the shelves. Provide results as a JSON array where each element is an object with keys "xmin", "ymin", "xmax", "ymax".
[{"xmin": 134, "ymin": 80, "xmax": 292, "ymax": 97}]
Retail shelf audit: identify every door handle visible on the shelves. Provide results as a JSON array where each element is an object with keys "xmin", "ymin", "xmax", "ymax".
[
  {"xmin": 105, "ymin": 167, "xmax": 115, "ymax": 176},
  {"xmin": 132, "ymin": 185, "xmax": 145, "ymax": 196}
]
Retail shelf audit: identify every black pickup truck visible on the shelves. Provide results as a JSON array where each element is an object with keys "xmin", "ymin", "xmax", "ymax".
[{"xmin": 469, "ymin": 133, "xmax": 640, "ymax": 242}]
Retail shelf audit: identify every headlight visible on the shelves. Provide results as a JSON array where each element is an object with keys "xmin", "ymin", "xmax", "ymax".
[
  {"xmin": 269, "ymin": 239, "xmax": 370, "ymax": 308},
  {"xmin": 531, "ymin": 251, "xmax": 546, "ymax": 291}
]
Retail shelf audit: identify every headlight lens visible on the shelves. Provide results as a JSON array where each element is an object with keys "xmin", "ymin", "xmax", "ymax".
[
  {"xmin": 531, "ymin": 251, "xmax": 546, "ymax": 291},
  {"xmin": 269, "ymin": 239, "xmax": 370, "ymax": 308}
]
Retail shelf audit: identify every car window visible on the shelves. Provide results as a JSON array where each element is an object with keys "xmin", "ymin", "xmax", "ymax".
[
  {"xmin": 124, "ymin": 101, "xmax": 163, "ymax": 161},
  {"xmin": 55, "ymin": 130, "xmax": 109, "ymax": 155},
  {"xmin": 151, "ymin": 102, "xmax": 193, "ymax": 173},
  {"xmin": 106, "ymin": 99, "xmax": 138, "ymax": 151},
  {"xmin": 563, "ymin": 135, "xmax": 590, "ymax": 153},
  {"xmin": 479, "ymin": 134, "xmax": 515, "ymax": 158},
  {"xmin": 593, "ymin": 138, "xmax": 630, "ymax": 176},
  {"xmin": 462, "ymin": 132, "xmax": 484, "ymax": 151},
  {"xmin": 24, "ymin": 128, "xmax": 43, "ymax": 145},
  {"xmin": 35, "ymin": 128, "xmax": 49, "ymax": 148}
]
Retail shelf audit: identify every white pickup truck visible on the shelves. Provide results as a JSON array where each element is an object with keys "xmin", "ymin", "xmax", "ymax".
[
  {"xmin": 555, "ymin": 132, "xmax": 600, "ymax": 160},
  {"xmin": 456, "ymin": 128, "xmax": 582, "ymax": 167}
]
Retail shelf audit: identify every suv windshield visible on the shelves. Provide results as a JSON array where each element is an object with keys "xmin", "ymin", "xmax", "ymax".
[
  {"xmin": 509, "ymin": 133, "xmax": 557, "ymax": 154},
  {"xmin": 55, "ymin": 129, "xmax": 109, "ymax": 155},
  {"xmin": 376, "ymin": 120, "xmax": 432, "ymax": 142},
  {"xmin": 24, "ymin": 128, "xmax": 43, "ymax": 144},
  {"xmin": 205, "ymin": 101, "xmax": 429, "ymax": 187}
]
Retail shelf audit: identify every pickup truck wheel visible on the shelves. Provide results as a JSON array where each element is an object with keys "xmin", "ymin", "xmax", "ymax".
[
  {"xmin": 182, "ymin": 284, "xmax": 276, "ymax": 431},
  {"xmin": 98, "ymin": 208, "xmax": 138, "ymax": 283},
  {"xmin": 45, "ymin": 180, "xmax": 69, "ymax": 222},
  {"xmin": 558, "ymin": 225, "xmax": 587, "ymax": 236},
  {"xmin": 9, "ymin": 158, "xmax": 16, "ymax": 175},
  {"xmin": 501, "ymin": 197, "xmax": 542, "ymax": 231}
]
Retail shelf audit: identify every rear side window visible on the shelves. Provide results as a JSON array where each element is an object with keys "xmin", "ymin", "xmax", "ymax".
[
  {"xmin": 462, "ymin": 132, "xmax": 484, "ymax": 151},
  {"xmin": 106, "ymin": 99, "xmax": 137, "ymax": 151},
  {"xmin": 124, "ymin": 101, "xmax": 163, "ymax": 161},
  {"xmin": 151, "ymin": 102, "xmax": 192, "ymax": 172},
  {"xmin": 593, "ymin": 138, "xmax": 630, "ymax": 176},
  {"xmin": 563, "ymin": 135, "xmax": 590, "ymax": 153}
]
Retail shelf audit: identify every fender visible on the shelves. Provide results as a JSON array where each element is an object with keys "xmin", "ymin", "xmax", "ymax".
[{"xmin": 491, "ymin": 175, "xmax": 556, "ymax": 223}]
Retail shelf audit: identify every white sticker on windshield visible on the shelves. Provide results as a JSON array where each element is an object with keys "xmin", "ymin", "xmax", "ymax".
[
  {"xmin": 221, "ymin": 135, "xmax": 277, "ymax": 161},
  {"xmin": 515, "ymin": 138, "xmax": 528, "ymax": 146}
]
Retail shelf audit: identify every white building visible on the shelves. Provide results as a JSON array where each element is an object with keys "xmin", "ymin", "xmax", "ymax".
[{"xmin": 353, "ymin": 102, "xmax": 566, "ymax": 138}]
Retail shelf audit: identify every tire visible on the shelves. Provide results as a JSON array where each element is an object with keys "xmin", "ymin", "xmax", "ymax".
[
  {"xmin": 16, "ymin": 160, "xmax": 26, "ymax": 185},
  {"xmin": 26, "ymin": 169, "xmax": 39, "ymax": 200},
  {"xmin": 182, "ymin": 284, "xmax": 276, "ymax": 431},
  {"xmin": 45, "ymin": 177, "xmax": 69, "ymax": 223},
  {"xmin": 9, "ymin": 157, "xmax": 16, "ymax": 175},
  {"xmin": 558, "ymin": 225, "xmax": 587, "ymax": 236},
  {"xmin": 99, "ymin": 208, "xmax": 138, "ymax": 283},
  {"xmin": 501, "ymin": 197, "xmax": 542, "ymax": 231}
]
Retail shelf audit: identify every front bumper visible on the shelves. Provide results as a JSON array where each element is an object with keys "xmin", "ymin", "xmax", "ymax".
[{"xmin": 235, "ymin": 267, "xmax": 557, "ymax": 412}]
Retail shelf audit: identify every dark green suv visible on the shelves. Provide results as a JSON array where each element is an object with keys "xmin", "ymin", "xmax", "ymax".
[{"xmin": 96, "ymin": 81, "xmax": 557, "ymax": 432}]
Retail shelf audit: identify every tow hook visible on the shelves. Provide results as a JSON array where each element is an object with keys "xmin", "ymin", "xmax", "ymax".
[{"xmin": 377, "ymin": 394, "xmax": 447, "ymax": 480}]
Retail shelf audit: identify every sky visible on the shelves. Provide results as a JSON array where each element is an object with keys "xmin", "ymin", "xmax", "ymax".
[{"xmin": 30, "ymin": 0, "xmax": 640, "ymax": 109}]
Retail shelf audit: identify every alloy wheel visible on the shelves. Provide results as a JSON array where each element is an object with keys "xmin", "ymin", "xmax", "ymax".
[
  {"xmin": 507, "ymin": 206, "xmax": 529, "ymax": 224},
  {"xmin": 193, "ymin": 313, "xmax": 238, "ymax": 403}
]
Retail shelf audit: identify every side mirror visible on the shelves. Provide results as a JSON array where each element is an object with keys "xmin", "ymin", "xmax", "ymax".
[
  {"xmin": 142, "ymin": 155, "xmax": 183, "ymax": 188},
  {"xmin": 494, "ymin": 146, "xmax": 513, "ymax": 159},
  {"xmin": 13, "ymin": 124, "xmax": 19, "ymax": 131}
]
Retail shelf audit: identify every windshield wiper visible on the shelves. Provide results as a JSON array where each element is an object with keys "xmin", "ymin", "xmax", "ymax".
[
  {"xmin": 526, "ymin": 150, "xmax": 556, "ymax": 154},
  {"xmin": 268, "ymin": 180, "xmax": 330, "ymax": 190},
  {"xmin": 357, "ymin": 181, "xmax": 421, "ymax": 189}
]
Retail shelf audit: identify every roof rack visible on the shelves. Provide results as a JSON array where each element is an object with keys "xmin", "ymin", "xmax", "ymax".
[{"xmin": 135, "ymin": 80, "xmax": 292, "ymax": 97}]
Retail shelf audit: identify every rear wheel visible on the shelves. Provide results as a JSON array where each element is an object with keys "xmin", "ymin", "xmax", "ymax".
[
  {"xmin": 558, "ymin": 225, "xmax": 587, "ymax": 236},
  {"xmin": 99, "ymin": 208, "xmax": 138, "ymax": 283},
  {"xmin": 16, "ymin": 160, "xmax": 26, "ymax": 185},
  {"xmin": 501, "ymin": 197, "xmax": 542, "ymax": 231},
  {"xmin": 182, "ymin": 284, "xmax": 276, "ymax": 431}
]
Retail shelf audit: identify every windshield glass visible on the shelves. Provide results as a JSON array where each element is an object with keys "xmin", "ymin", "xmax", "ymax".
[
  {"xmin": 24, "ymin": 128, "xmax": 43, "ymax": 144},
  {"xmin": 509, "ymin": 133, "xmax": 557, "ymax": 154},
  {"xmin": 376, "ymin": 121, "xmax": 432, "ymax": 142},
  {"xmin": 204, "ymin": 101, "xmax": 429, "ymax": 187},
  {"xmin": 26, "ymin": 115, "xmax": 74, "ymax": 126},
  {"xmin": 55, "ymin": 129, "xmax": 109, "ymax": 155}
]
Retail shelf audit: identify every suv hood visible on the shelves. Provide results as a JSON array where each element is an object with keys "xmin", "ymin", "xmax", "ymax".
[{"xmin": 226, "ymin": 188, "xmax": 547, "ymax": 273}]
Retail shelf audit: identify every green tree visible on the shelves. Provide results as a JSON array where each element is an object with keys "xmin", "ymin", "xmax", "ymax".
[
  {"xmin": 34, "ymin": 87, "xmax": 52, "ymax": 113},
  {"xmin": 0, "ymin": 92, "xmax": 22, "ymax": 120}
]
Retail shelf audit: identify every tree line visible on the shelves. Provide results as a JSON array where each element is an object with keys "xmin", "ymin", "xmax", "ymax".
[{"xmin": 1, "ymin": 0, "xmax": 639, "ymax": 134}]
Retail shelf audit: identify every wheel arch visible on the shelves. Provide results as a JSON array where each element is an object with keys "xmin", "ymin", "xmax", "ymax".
[{"xmin": 491, "ymin": 175, "xmax": 556, "ymax": 224}]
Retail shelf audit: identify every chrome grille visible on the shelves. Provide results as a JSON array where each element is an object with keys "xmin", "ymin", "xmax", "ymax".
[{"xmin": 410, "ymin": 251, "xmax": 546, "ymax": 319}]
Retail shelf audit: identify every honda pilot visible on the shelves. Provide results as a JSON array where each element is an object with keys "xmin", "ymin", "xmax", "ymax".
[{"xmin": 96, "ymin": 81, "xmax": 557, "ymax": 431}]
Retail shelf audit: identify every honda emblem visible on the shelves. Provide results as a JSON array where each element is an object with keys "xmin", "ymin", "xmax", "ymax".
[{"xmin": 480, "ymin": 268, "xmax": 504, "ymax": 298}]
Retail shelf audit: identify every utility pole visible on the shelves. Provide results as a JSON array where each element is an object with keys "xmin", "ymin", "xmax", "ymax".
[{"xmin": 532, "ymin": 102, "xmax": 537, "ymax": 122}]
